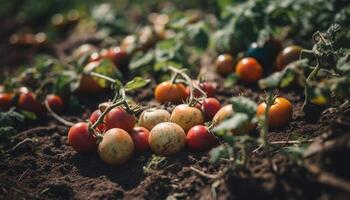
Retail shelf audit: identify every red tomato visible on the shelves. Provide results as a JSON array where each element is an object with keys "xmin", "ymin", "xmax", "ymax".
[
  {"xmin": 186, "ymin": 82, "xmax": 216, "ymax": 98},
  {"xmin": 104, "ymin": 107, "xmax": 136, "ymax": 133},
  {"xmin": 215, "ymin": 54, "xmax": 234, "ymax": 76},
  {"xmin": 202, "ymin": 98, "xmax": 221, "ymax": 121},
  {"xmin": 46, "ymin": 94, "xmax": 64, "ymax": 113},
  {"xmin": 131, "ymin": 127, "xmax": 150, "ymax": 152},
  {"xmin": 68, "ymin": 122, "xmax": 97, "ymax": 153},
  {"xmin": 18, "ymin": 92, "xmax": 45, "ymax": 115},
  {"xmin": 187, "ymin": 125, "xmax": 217, "ymax": 151},
  {"xmin": 90, "ymin": 47, "xmax": 129, "ymax": 68},
  {"xmin": 89, "ymin": 109, "xmax": 105, "ymax": 132},
  {"xmin": 276, "ymin": 45, "xmax": 302, "ymax": 71},
  {"xmin": 235, "ymin": 57, "xmax": 263, "ymax": 83},
  {"xmin": 0, "ymin": 93, "xmax": 14, "ymax": 110}
]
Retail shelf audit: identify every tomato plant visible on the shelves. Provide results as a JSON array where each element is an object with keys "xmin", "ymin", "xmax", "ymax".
[
  {"xmin": 186, "ymin": 81, "xmax": 216, "ymax": 98},
  {"xmin": 235, "ymin": 57, "xmax": 263, "ymax": 83},
  {"xmin": 187, "ymin": 125, "xmax": 217, "ymax": 151},
  {"xmin": 89, "ymin": 109, "xmax": 105, "ymax": 132}
]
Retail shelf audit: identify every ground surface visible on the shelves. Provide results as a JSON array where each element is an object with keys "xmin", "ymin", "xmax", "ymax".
[{"xmin": 1, "ymin": 69, "xmax": 350, "ymax": 200}]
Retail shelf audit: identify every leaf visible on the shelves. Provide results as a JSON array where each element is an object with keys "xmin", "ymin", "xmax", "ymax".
[
  {"xmin": 224, "ymin": 73, "xmax": 239, "ymax": 88},
  {"xmin": 129, "ymin": 51, "xmax": 154, "ymax": 70},
  {"xmin": 231, "ymin": 96, "xmax": 257, "ymax": 118},
  {"xmin": 186, "ymin": 22, "xmax": 209, "ymax": 50},
  {"xmin": 210, "ymin": 145, "xmax": 233, "ymax": 164},
  {"xmin": 93, "ymin": 59, "xmax": 123, "ymax": 88},
  {"xmin": 124, "ymin": 77, "xmax": 150, "ymax": 92},
  {"xmin": 213, "ymin": 113, "xmax": 249, "ymax": 132},
  {"xmin": 21, "ymin": 110, "xmax": 37, "ymax": 120}
]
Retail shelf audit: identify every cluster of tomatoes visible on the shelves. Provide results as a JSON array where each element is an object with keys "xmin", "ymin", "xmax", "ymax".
[
  {"xmin": 0, "ymin": 87, "xmax": 64, "ymax": 116},
  {"xmin": 68, "ymin": 71, "xmax": 294, "ymax": 166},
  {"xmin": 215, "ymin": 42, "xmax": 302, "ymax": 83}
]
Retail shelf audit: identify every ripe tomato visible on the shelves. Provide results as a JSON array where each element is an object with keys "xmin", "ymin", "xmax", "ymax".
[
  {"xmin": 18, "ymin": 92, "xmax": 45, "ymax": 115},
  {"xmin": 215, "ymin": 54, "xmax": 234, "ymax": 76},
  {"xmin": 98, "ymin": 128, "xmax": 134, "ymax": 165},
  {"xmin": 78, "ymin": 61, "xmax": 104, "ymax": 93},
  {"xmin": 89, "ymin": 109, "xmax": 105, "ymax": 132},
  {"xmin": 256, "ymin": 97, "xmax": 293, "ymax": 128},
  {"xmin": 101, "ymin": 47, "xmax": 129, "ymax": 68},
  {"xmin": 186, "ymin": 82, "xmax": 216, "ymax": 98},
  {"xmin": 104, "ymin": 107, "xmax": 136, "ymax": 133},
  {"xmin": 202, "ymin": 98, "xmax": 221, "ymax": 121},
  {"xmin": 0, "ymin": 93, "xmax": 14, "ymax": 110},
  {"xmin": 276, "ymin": 45, "xmax": 302, "ymax": 71},
  {"xmin": 131, "ymin": 127, "xmax": 150, "ymax": 152},
  {"xmin": 138, "ymin": 108, "xmax": 171, "ymax": 131},
  {"xmin": 187, "ymin": 125, "xmax": 217, "ymax": 151},
  {"xmin": 235, "ymin": 57, "xmax": 263, "ymax": 83},
  {"xmin": 148, "ymin": 122, "xmax": 186, "ymax": 156},
  {"xmin": 46, "ymin": 94, "xmax": 63, "ymax": 113},
  {"xmin": 68, "ymin": 122, "xmax": 97, "ymax": 153},
  {"xmin": 154, "ymin": 81, "xmax": 187, "ymax": 104},
  {"xmin": 170, "ymin": 104, "xmax": 204, "ymax": 133}
]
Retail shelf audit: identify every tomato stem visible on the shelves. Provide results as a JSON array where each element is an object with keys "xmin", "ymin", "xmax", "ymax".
[
  {"xmin": 89, "ymin": 72, "xmax": 116, "ymax": 83},
  {"xmin": 44, "ymin": 100, "xmax": 75, "ymax": 127}
]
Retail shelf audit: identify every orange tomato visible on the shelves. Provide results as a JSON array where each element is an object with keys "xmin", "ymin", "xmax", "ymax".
[
  {"xmin": 154, "ymin": 81, "xmax": 187, "ymax": 104},
  {"xmin": 0, "ymin": 93, "xmax": 14, "ymax": 110},
  {"xmin": 215, "ymin": 54, "xmax": 234, "ymax": 76},
  {"xmin": 235, "ymin": 57, "xmax": 263, "ymax": 83},
  {"xmin": 256, "ymin": 97, "xmax": 293, "ymax": 128}
]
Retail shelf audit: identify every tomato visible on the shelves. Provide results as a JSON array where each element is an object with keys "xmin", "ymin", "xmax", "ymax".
[
  {"xmin": 78, "ymin": 61, "xmax": 104, "ymax": 93},
  {"xmin": 213, "ymin": 105, "xmax": 254, "ymax": 134},
  {"xmin": 276, "ymin": 45, "xmax": 302, "ymax": 71},
  {"xmin": 73, "ymin": 44, "xmax": 97, "ymax": 59},
  {"xmin": 0, "ymin": 93, "xmax": 14, "ymax": 110},
  {"xmin": 154, "ymin": 81, "xmax": 187, "ymax": 104},
  {"xmin": 138, "ymin": 26, "xmax": 157, "ymax": 50},
  {"xmin": 68, "ymin": 122, "xmax": 97, "ymax": 153},
  {"xmin": 187, "ymin": 125, "xmax": 217, "ymax": 151},
  {"xmin": 98, "ymin": 128, "xmax": 134, "ymax": 165},
  {"xmin": 131, "ymin": 127, "xmax": 150, "ymax": 152},
  {"xmin": 170, "ymin": 104, "xmax": 204, "ymax": 132},
  {"xmin": 18, "ymin": 92, "xmax": 45, "ymax": 115},
  {"xmin": 104, "ymin": 107, "xmax": 136, "ymax": 133},
  {"xmin": 215, "ymin": 54, "xmax": 234, "ymax": 76},
  {"xmin": 101, "ymin": 47, "xmax": 129, "ymax": 68},
  {"xmin": 256, "ymin": 97, "xmax": 293, "ymax": 128},
  {"xmin": 46, "ymin": 94, "xmax": 63, "ymax": 113},
  {"xmin": 186, "ymin": 81, "xmax": 216, "ymax": 98},
  {"xmin": 89, "ymin": 109, "xmax": 105, "ymax": 132},
  {"xmin": 235, "ymin": 57, "xmax": 263, "ymax": 83},
  {"xmin": 202, "ymin": 98, "xmax": 221, "ymax": 121},
  {"xmin": 148, "ymin": 122, "xmax": 186, "ymax": 156},
  {"xmin": 138, "ymin": 108, "xmax": 171, "ymax": 131}
]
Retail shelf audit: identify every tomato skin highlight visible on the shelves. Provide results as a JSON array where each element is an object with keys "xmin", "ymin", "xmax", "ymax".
[
  {"xmin": 46, "ymin": 94, "xmax": 64, "ymax": 113},
  {"xmin": 89, "ymin": 109, "xmax": 105, "ymax": 132},
  {"xmin": 0, "ymin": 93, "xmax": 14, "ymax": 110},
  {"xmin": 187, "ymin": 125, "xmax": 217, "ymax": 151},
  {"xmin": 170, "ymin": 104, "xmax": 204, "ymax": 133},
  {"xmin": 235, "ymin": 57, "xmax": 263, "ymax": 83},
  {"xmin": 68, "ymin": 122, "xmax": 97, "ymax": 153},
  {"xmin": 202, "ymin": 98, "xmax": 221, "ymax": 121},
  {"xmin": 154, "ymin": 81, "xmax": 187, "ymax": 104},
  {"xmin": 276, "ymin": 45, "xmax": 302, "ymax": 71},
  {"xmin": 131, "ymin": 127, "xmax": 150, "ymax": 152},
  {"xmin": 104, "ymin": 107, "xmax": 136, "ymax": 133},
  {"xmin": 256, "ymin": 97, "xmax": 293, "ymax": 128},
  {"xmin": 215, "ymin": 54, "xmax": 234, "ymax": 76},
  {"xmin": 18, "ymin": 92, "xmax": 45, "ymax": 115},
  {"xmin": 98, "ymin": 128, "xmax": 134, "ymax": 165}
]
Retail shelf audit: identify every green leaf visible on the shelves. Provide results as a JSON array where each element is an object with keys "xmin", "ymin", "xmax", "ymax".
[
  {"xmin": 129, "ymin": 51, "xmax": 154, "ymax": 70},
  {"xmin": 231, "ymin": 96, "xmax": 257, "ymax": 118},
  {"xmin": 224, "ymin": 74, "xmax": 239, "ymax": 88},
  {"xmin": 210, "ymin": 145, "xmax": 233, "ymax": 164},
  {"xmin": 186, "ymin": 22, "xmax": 209, "ymax": 50},
  {"xmin": 21, "ymin": 110, "xmax": 37, "ymax": 120},
  {"xmin": 124, "ymin": 77, "xmax": 150, "ymax": 92},
  {"xmin": 213, "ymin": 113, "xmax": 249, "ymax": 132}
]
